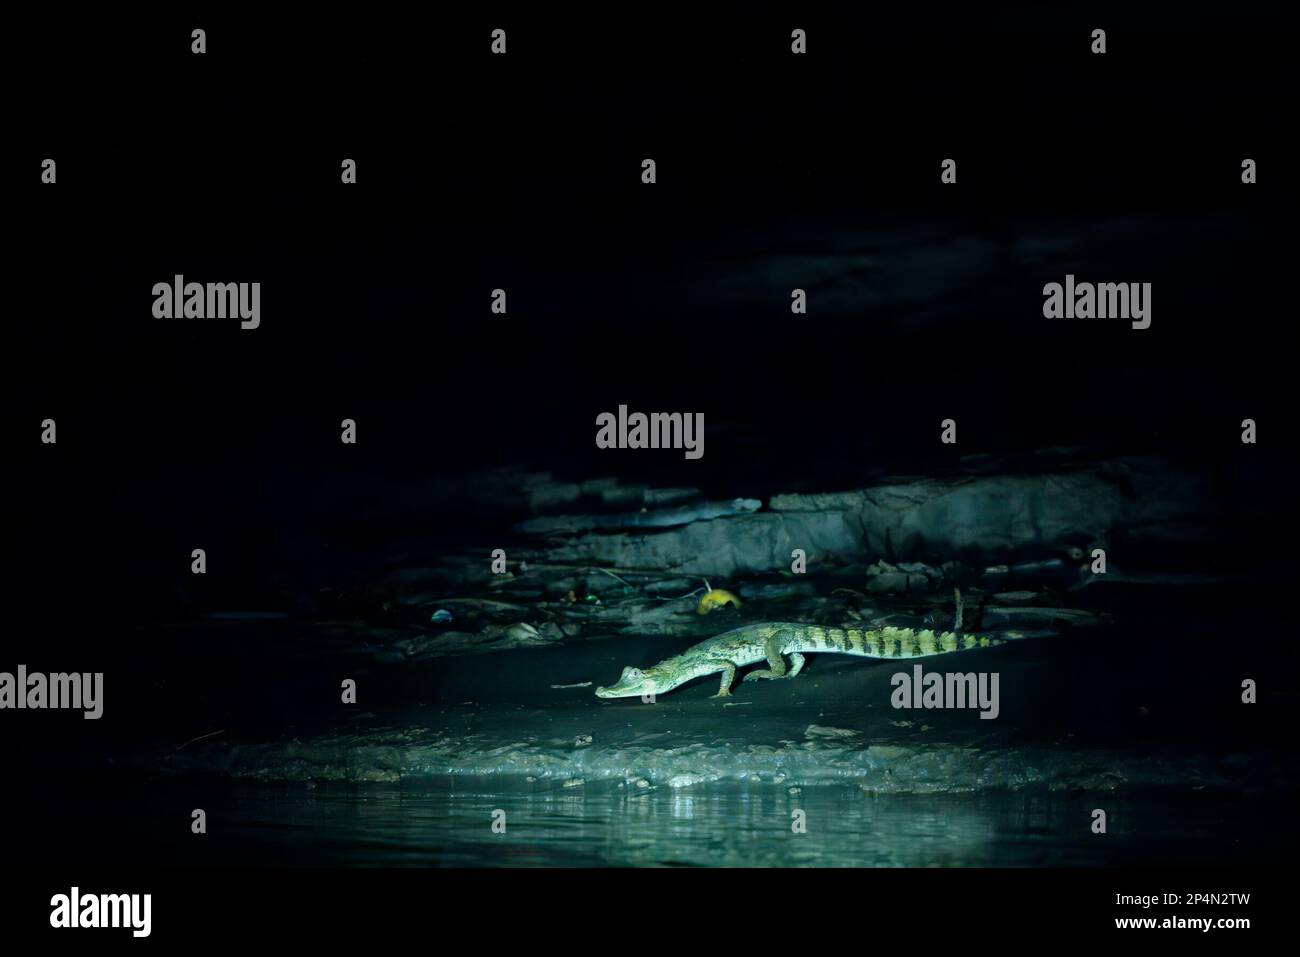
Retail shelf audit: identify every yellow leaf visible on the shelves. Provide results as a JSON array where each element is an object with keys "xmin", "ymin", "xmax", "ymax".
[{"xmin": 696, "ymin": 589, "xmax": 742, "ymax": 615}]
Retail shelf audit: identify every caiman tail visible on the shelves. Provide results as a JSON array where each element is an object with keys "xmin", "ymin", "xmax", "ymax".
[{"xmin": 781, "ymin": 623, "xmax": 1012, "ymax": 659}]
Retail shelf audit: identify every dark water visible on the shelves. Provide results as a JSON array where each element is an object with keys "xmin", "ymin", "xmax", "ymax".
[{"xmin": 50, "ymin": 775, "xmax": 1283, "ymax": 868}]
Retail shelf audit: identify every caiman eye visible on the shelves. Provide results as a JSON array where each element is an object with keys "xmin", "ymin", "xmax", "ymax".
[{"xmin": 623, "ymin": 667, "xmax": 643, "ymax": 680}]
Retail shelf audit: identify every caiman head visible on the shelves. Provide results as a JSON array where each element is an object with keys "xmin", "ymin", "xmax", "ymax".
[{"xmin": 595, "ymin": 663, "xmax": 683, "ymax": 699}]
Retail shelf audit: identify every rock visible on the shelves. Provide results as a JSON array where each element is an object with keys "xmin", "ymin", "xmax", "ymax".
[
  {"xmin": 536, "ymin": 459, "xmax": 1214, "ymax": 578},
  {"xmin": 739, "ymin": 581, "xmax": 816, "ymax": 600},
  {"xmin": 982, "ymin": 606, "xmax": 1104, "ymax": 626},
  {"xmin": 866, "ymin": 572, "xmax": 926, "ymax": 594},
  {"xmin": 774, "ymin": 460, "xmax": 1214, "ymax": 563},
  {"xmin": 643, "ymin": 487, "xmax": 701, "ymax": 506},
  {"xmin": 805, "ymin": 725, "xmax": 860, "ymax": 740},
  {"xmin": 668, "ymin": 774, "xmax": 707, "ymax": 788},
  {"xmin": 388, "ymin": 619, "xmax": 561, "ymax": 658},
  {"xmin": 543, "ymin": 510, "xmax": 862, "ymax": 577},
  {"xmin": 868, "ymin": 745, "xmax": 912, "ymax": 760},
  {"xmin": 598, "ymin": 485, "xmax": 645, "ymax": 508},
  {"xmin": 770, "ymin": 491, "xmax": 873, "ymax": 512},
  {"xmin": 1070, "ymin": 568, "xmax": 1242, "ymax": 590},
  {"xmin": 579, "ymin": 477, "xmax": 621, "ymax": 495},
  {"xmin": 981, "ymin": 558, "xmax": 1079, "ymax": 587},
  {"xmin": 504, "ymin": 622, "xmax": 544, "ymax": 643},
  {"xmin": 642, "ymin": 578, "xmax": 698, "ymax": 596},
  {"xmin": 515, "ymin": 497, "xmax": 761, "ymax": 535},
  {"xmin": 527, "ymin": 483, "xmax": 582, "ymax": 512}
]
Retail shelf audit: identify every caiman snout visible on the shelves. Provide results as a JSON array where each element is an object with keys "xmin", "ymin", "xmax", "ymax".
[{"xmin": 595, "ymin": 665, "xmax": 650, "ymax": 698}]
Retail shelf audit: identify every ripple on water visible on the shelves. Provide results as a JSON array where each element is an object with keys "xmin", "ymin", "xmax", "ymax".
[{"xmin": 187, "ymin": 778, "xmax": 1286, "ymax": 867}]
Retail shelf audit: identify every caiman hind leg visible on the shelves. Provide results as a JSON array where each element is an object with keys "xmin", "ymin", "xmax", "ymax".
[
  {"xmin": 710, "ymin": 661, "xmax": 738, "ymax": 698},
  {"xmin": 743, "ymin": 633, "xmax": 801, "ymax": 683},
  {"xmin": 786, "ymin": 652, "xmax": 806, "ymax": 678}
]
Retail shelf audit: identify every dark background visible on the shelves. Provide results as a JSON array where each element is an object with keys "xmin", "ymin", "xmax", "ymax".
[
  {"xmin": 1, "ymin": 3, "xmax": 1294, "ymax": 919},
  {"xmin": 9, "ymin": 6, "xmax": 1290, "ymax": 618}
]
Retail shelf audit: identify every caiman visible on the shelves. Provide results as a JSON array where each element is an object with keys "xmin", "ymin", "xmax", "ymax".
[{"xmin": 595, "ymin": 622, "xmax": 1026, "ymax": 699}]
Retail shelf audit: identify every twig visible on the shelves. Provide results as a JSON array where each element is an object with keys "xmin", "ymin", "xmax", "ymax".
[
  {"xmin": 173, "ymin": 729, "xmax": 225, "ymax": 754},
  {"xmin": 519, "ymin": 562, "xmax": 653, "ymax": 576},
  {"xmin": 832, "ymin": 588, "xmax": 870, "ymax": 600},
  {"xmin": 592, "ymin": 567, "xmax": 634, "ymax": 588},
  {"xmin": 654, "ymin": 578, "xmax": 711, "ymax": 603}
]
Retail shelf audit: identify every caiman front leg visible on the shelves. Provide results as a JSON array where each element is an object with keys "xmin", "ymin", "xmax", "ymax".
[
  {"xmin": 743, "ymin": 633, "xmax": 801, "ymax": 683},
  {"xmin": 710, "ymin": 661, "xmax": 738, "ymax": 698}
]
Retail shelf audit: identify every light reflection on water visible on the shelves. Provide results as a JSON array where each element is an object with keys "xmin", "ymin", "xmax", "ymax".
[{"xmin": 197, "ymin": 778, "xmax": 1269, "ymax": 868}]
